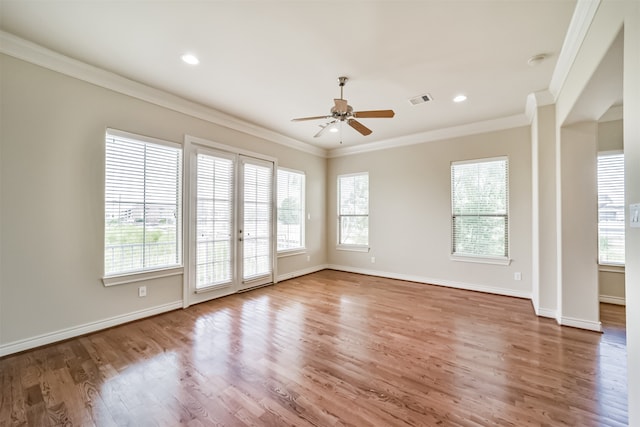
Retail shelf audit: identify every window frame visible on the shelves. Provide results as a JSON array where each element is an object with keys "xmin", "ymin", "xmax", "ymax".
[
  {"xmin": 276, "ymin": 167, "xmax": 306, "ymax": 255},
  {"xmin": 337, "ymin": 172, "xmax": 370, "ymax": 252},
  {"xmin": 103, "ymin": 129, "xmax": 183, "ymax": 285},
  {"xmin": 450, "ymin": 156, "xmax": 510, "ymax": 265},
  {"xmin": 597, "ymin": 150, "xmax": 625, "ymax": 266}
]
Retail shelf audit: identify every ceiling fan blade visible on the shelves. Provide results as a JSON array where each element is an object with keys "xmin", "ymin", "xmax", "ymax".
[
  {"xmin": 334, "ymin": 98, "xmax": 348, "ymax": 113},
  {"xmin": 291, "ymin": 115, "xmax": 332, "ymax": 122},
  {"xmin": 353, "ymin": 110, "xmax": 395, "ymax": 118},
  {"xmin": 313, "ymin": 121, "xmax": 338, "ymax": 138},
  {"xmin": 347, "ymin": 119, "xmax": 372, "ymax": 136}
]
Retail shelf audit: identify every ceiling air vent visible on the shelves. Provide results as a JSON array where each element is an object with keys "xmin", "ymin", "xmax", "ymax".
[{"xmin": 409, "ymin": 93, "xmax": 433, "ymax": 106}]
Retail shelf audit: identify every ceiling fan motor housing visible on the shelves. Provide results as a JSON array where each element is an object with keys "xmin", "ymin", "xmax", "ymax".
[{"xmin": 331, "ymin": 104, "xmax": 353, "ymax": 120}]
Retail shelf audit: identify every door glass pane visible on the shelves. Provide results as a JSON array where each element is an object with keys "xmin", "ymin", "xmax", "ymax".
[
  {"xmin": 243, "ymin": 162, "xmax": 272, "ymax": 280},
  {"xmin": 196, "ymin": 153, "xmax": 234, "ymax": 288}
]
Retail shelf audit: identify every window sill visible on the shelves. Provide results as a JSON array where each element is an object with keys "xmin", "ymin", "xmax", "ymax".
[
  {"xmin": 599, "ymin": 264, "xmax": 625, "ymax": 273},
  {"xmin": 450, "ymin": 255, "xmax": 511, "ymax": 266},
  {"xmin": 102, "ymin": 266, "xmax": 183, "ymax": 287},
  {"xmin": 336, "ymin": 245, "xmax": 370, "ymax": 253},
  {"xmin": 277, "ymin": 249, "xmax": 307, "ymax": 258}
]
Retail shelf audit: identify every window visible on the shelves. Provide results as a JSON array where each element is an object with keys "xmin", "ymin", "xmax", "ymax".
[
  {"xmin": 338, "ymin": 173, "xmax": 369, "ymax": 248},
  {"xmin": 451, "ymin": 157, "xmax": 508, "ymax": 260},
  {"xmin": 597, "ymin": 152, "xmax": 625, "ymax": 265},
  {"xmin": 277, "ymin": 168, "xmax": 305, "ymax": 252},
  {"xmin": 105, "ymin": 130, "xmax": 182, "ymax": 276},
  {"xmin": 195, "ymin": 152, "xmax": 234, "ymax": 288}
]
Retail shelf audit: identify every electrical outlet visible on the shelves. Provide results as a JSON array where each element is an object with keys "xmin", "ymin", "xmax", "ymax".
[
  {"xmin": 514, "ymin": 272, "xmax": 522, "ymax": 281},
  {"xmin": 138, "ymin": 286, "xmax": 147, "ymax": 297},
  {"xmin": 307, "ymin": 255, "xmax": 311, "ymax": 262},
  {"xmin": 371, "ymin": 256, "xmax": 376, "ymax": 264}
]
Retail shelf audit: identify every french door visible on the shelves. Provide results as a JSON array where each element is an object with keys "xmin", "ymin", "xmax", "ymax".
[{"xmin": 188, "ymin": 145, "xmax": 274, "ymax": 305}]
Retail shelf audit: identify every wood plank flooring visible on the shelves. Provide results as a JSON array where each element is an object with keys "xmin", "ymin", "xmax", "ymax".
[{"xmin": 0, "ymin": 270, "xmax": 628, "ymax": 426}]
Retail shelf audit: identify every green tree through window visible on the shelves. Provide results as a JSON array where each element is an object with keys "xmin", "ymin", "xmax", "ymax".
[{"xmin": 451, "ymin": 158, "xmax": 508, "ymax": 258}]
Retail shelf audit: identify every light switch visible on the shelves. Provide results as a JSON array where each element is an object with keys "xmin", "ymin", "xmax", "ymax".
[{"xmin": 631, "ymin": 203, "xmax": 640, "ymax": 228}]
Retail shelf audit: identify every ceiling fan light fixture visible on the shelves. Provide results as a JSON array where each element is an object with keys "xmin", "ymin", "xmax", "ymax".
[
  {"xmin": 181, "ymin": 53, "xmax": 199, "ymax": 65},
  {"xmin": 453, "ymin": 94, "xmax": 467, "ymax": 103},
  {"xmin": 329, "ymin": 126, "xmax": 339, "ymax": 133}
]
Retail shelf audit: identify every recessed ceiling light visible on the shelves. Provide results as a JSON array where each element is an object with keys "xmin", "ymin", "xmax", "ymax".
[
  {"xmin": 453, "ymin": 94, "xmax": 467, "ymax": 103},
  {"xmin": 181, "ymin": 54, "xmax": 199, "ymax": 65}
]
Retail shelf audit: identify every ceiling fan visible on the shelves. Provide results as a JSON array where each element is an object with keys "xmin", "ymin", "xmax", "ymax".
[{"xmin": 292, "ymin": 76, "xmax": 395, "ymax": 139}]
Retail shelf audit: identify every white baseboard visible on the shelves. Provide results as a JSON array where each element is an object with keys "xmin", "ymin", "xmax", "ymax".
[
  {"xmin": 531, "ymin": 300, "xmax": 557, "ymax": 319},
  {"xmin": 326, "ymin": 264, "xmax": 531, "ymax": 299},
  {"xmin": 277, "ymin": 264, "xmax": 329, "ymax": 282},
  {"xmin": 3, "ymin": 269, "xmax": 612, "ymax": 357},
  {"xmin": 0, "ymin": 301, "xmax": 182, "ymax": 357},
  {"xmin": 559, "ymin": 315, "xmax": 602, "ymax": 332},
  {"xmin": 599, "ymin": 295, "xmax": 626, "ymax": 306},
  {"xmin": 537, "ymin": 307, "xmax": 557, "ymax": 319}
]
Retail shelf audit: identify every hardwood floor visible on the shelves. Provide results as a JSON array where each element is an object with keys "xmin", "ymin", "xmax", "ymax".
[{"xmin": 0, "ymin": 270, "xmax": 627, "ymax": 426}]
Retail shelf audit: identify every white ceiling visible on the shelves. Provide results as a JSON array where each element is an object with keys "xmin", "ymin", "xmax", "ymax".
[{"xmin": 0, "ymin": 1, "xmax": 578, "ymax": 150}]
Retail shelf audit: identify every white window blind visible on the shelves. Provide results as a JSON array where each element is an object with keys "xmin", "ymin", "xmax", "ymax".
[
  {"xmin": 105, "ymin": 130, "xmax": 182, "ymax": 276},
  {"xmin": 451, "ymin": 158, "xmax": 508, "ymax": 259},
  {"xmin": 242, "ymin": 161, "xmax": 273, "ymax": 281},
  {"xmin": 338, "ymin": 173, "xmax": 369, "ymax": 246},
  {"xmin": 277, "ymin": 168, "xmax": 305, "ymax": 251},
  {"xmin": 196, "ymin": 153, "xmax": 234, "ymax": 288},
  {"xmin": 597, "ymin": 152, "xmax": 625, "ymax": 265}
]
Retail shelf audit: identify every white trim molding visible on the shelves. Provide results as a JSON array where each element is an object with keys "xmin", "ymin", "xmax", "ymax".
[
  {"xmin": 537, "ymin": 307, "xmax": 558, "ymax": 319},
  {"xmin": 525, "ymin": 90, "xmax": 556, "ymax": 122},
  {"xmin": 531, "ymin": 300, "xmax": 557, "ymax": 319},
  {"xmin": 450, "ymin": 255, "xmax": 511, "ymax": 266},
  {"xmin": 328, "ymin": 114, "xmax": 529, "ymax": 158},
  {"xmin": 558, "ymin": 315, "xmax": 602, "ymax": 332},
  {"xmin": 0, "ymin": 31, "xmax": 326, "ymax": 158},
  {"xmin": 326, "ymin": 264, "xmax": 531, "ymax": 299},
  {"xmin": 548, "ymin": 0, "xmax": 602, "ymax": 98},
  {"xmin": 103, "ymin": 267, "xmax": 183, "ymax": 287},
  {"xmin": 0, "ymin": 31, "xmax": 543, "ymax": 161},
  {"xmin": 0, "ymin": 301, "xmax": 182, "ymax": 357},
  {"xmin": 599, "ymin": 295, "xmax": 626, "ymax": 306},
  {"xmin": 276, "ymin": 264, "xmax": 329, "ymax": 282}
]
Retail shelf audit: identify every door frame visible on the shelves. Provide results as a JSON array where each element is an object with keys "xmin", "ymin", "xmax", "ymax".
[{"xmin": 183, "ymin": 135, "xmax": 278, "ymax": 308}]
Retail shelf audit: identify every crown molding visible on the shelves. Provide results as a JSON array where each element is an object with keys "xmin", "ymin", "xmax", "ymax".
[
  {"xmin": 548, "ymin": 0, "xmax": 601, "ymax": 99},
  {"xmin": 525, "ymin": 90, "xmax": 556, "ymax": 122},
  {"xmin": 1, "ymin": 30, "xmax": 542, "ymax": 160},
  {"xmin": 327, "ymin": 114, "xmax": 530, "ymax": 158},
  {"xmin": 0, "ymin": 31, "xmax": 327, "ymax": 158}
]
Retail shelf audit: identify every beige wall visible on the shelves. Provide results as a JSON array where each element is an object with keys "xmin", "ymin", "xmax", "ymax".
[
  {"xmin": 554, "ymin": 0, "xmax": 639, "ymax": 422},
  {"xmin": 599, "ymin": 268, "xmax": 625, "ymax": 303},
  {"xmin": 558, "ymin": 122, "xmax": 599, "ymax": 326},
  {"xmin": 1, "ymin": 2, "xmax": 639, "ymax": 420},
  {"xmin": 0, "ymin": 54, "xmax": 327, "ymax": 350},
  {"xmin": 598, "ymin": 119, "xmax": 623, "ymax": 151},
  {"xmin": 327, "ymin": 126, "xmax": 532, "ymax": 297}
]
